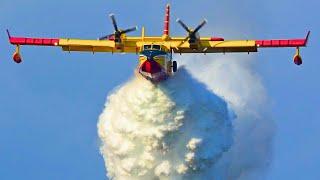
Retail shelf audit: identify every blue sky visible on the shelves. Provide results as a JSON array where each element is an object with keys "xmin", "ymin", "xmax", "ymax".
[{"xmin": 0, "ymin": 0, "xmax": 319, "ymax": 179}]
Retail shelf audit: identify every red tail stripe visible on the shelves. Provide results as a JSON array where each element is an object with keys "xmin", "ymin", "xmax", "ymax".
[{"xmin": 163, "ymin": 5, "xmax": 170, "ymax": 35}]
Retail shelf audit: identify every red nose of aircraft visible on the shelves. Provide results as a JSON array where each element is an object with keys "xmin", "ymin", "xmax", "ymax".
[{"xmin": 140, "ymin": 59, "xmax": 162, "ymax": 74}]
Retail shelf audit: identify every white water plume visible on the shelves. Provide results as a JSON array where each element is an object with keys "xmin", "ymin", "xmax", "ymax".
[
  {"xmin": 98, "ymin": 55, "xmax": 274, "ymax": 180},
  {"xmin": 179, "ymin": 54, "xmax": 275, "ymax": 179}
]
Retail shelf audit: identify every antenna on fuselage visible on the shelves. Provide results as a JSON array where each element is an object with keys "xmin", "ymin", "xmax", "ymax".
[{"xmin": 162, "ymin": 4, "xmax": 170, "ymax": 40}]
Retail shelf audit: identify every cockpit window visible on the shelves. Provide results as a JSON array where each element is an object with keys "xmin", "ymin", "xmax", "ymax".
[
  {"xmin": 152, "ymin": 45, "xmax": 161, "ymax": 50},
  {"xmin": 143, "ymin": 45, "xmax": 152, "ymax": 50},
  {"xmin": 143, "ymin": 45, "xmax": 161, "ymax": 50}
]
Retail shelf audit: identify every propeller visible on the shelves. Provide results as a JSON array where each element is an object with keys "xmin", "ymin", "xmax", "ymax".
[
  {"xmin": 176, "ymin": 18, "xmax": 207, "ymax": 46},
  {"xmin": 99, "ymin": 14, "xmax": 137, "ymax": 40}
]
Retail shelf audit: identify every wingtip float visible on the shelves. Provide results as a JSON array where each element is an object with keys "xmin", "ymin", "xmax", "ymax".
[{"xmin": 7, "ymin": 4, "xmax": 310, "ymax": 82}]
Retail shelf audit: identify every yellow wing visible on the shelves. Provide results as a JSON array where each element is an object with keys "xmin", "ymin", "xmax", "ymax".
[
  {"xmin": 8, "ymin": 32, "xmax": 309, "ymax": 55},
  {"xmin": 166, "ymin": 37, "xmax": 257, "ymax": 53},
  {"xmin": 58, "ymin": 36, "xmax": 256, "ymax": 54},
  {"xmin": 59, "ymin": 36, "xmax": 256, "ymax": 54},
  {"xmin": 59, "ymin": 38, "xmax": 141, "ymax": 53}
]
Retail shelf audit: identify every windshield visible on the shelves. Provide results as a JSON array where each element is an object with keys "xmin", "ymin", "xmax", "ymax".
[
  {"xmin": 143, "ymin": 45, "xmax": 152, "ymax": 50},
  {"xmin": 143, "ymin": 45, "xmax": 161, "ymax": 51},
  {"xmin": 152, "ymin": 45, "xmax": 161, "ymax": 50}
]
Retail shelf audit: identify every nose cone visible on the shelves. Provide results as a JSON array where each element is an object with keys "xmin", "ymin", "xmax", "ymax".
[
  {"xmin": 139, "ymin": 59, "xmax": 168, "ymax": 82},
  {"xmin": 140, "ymin": 60, "xmax": 162, "ymax": 74}
]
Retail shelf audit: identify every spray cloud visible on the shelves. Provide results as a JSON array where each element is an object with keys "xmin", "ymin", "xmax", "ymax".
[{"xmin": 98, "ymin": 55, "xmax": 274, "ymax": 179}]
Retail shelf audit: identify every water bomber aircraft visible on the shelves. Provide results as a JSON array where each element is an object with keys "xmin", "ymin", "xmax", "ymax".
[{"xmin": 8, "ymin": 4, "xmax": 310, "ymax": 82}]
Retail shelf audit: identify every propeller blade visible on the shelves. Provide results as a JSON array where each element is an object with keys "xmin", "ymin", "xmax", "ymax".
[
  {"xmin": 109, "ymin": 14, "xmax": 119, "ymax": 32},
  {"xmin": 102, "ymin": 14, "xmax": 137, "ymax": 41},
  {"xmin": 193, "ymin": 19, "xmax": 207, "ymax": 34},
  {"xmin": 176, "ymin": 18, "xmax": 191, "ymax": 33},
  {"xmin": 121, "ymin": 26, "xmax": 138, "ymax": 34},
  {"xmin": 99, "ymin": 34, "xmax": 114, "ymax": 40}
]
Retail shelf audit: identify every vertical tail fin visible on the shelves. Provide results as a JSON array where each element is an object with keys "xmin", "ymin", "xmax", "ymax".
[{"xmin": 163, "ymin": 4, "xmax": 170, "ymax": 37}]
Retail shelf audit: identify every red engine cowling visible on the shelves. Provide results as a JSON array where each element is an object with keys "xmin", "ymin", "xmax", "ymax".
[
  {"xmin": 13, "ymin": 52, "xmax": 22, "ymax": 63},
  {"xmin": 293, "ymin": 54, "xmax": 302, "ymax": 66}
]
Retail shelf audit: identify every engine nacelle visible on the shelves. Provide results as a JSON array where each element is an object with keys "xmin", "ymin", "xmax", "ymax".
[
  {"xmin": 293, "ymin": 54, "xmax": 302, "ymax": 66},
  {"xmin": 13, "ymin": 52, "xmax": 22, "ymax": 63}
]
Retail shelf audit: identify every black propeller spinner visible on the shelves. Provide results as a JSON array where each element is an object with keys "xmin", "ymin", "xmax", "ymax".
[
  {"xmin": 99, "ymin": 14, "xmax": 137, "ymax": 42},
  {"xmin": 176, "ymin": 18, "xmax": 207, "ymax": 45}
]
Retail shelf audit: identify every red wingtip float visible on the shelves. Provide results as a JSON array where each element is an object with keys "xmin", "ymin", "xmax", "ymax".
[
  {"xmin": 7, "ymin": 30, "xmax": 22, "ymax": 63},
  {"xmin": 294, "ymin": 54, "xmax": 303, "ymax": 66},
  {"xmin": 13, "ymin": 51, "xmax": 22, "ymax": 63},
  {"xmin": 293, "ymin": 31, "xmax": 310, "ymax": 65},
  {"xmin": 7, "ymin": 5, "xmax": 310, "ymax": 82}
]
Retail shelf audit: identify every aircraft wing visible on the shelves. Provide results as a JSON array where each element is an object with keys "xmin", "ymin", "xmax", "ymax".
[
  {"xmin": 8, "ymin": 35, "xmax": 141, "ymax": 53},
  {"xmin": 59, "ymin": 38, "xmax": 141, "ymax": 53},
  {"xmin": 8, "ymin": 30, "xmax": 309, "ymax": 54},
  {"xmin": 169, "ymin": 31, "xmax": 310, "ymax": 54},
  {"xmin": 7, "ymin": 29, "xmax": 310, "ymax": 65}
]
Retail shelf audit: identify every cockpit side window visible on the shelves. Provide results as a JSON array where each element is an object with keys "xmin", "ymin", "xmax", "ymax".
[
  {"xmin": 143, "ymin": 45, "xmax": 152, "ymax": 50},
  {"xmin": 152, "ymin": 45, "xmax": 161, "ymax": 50}
]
